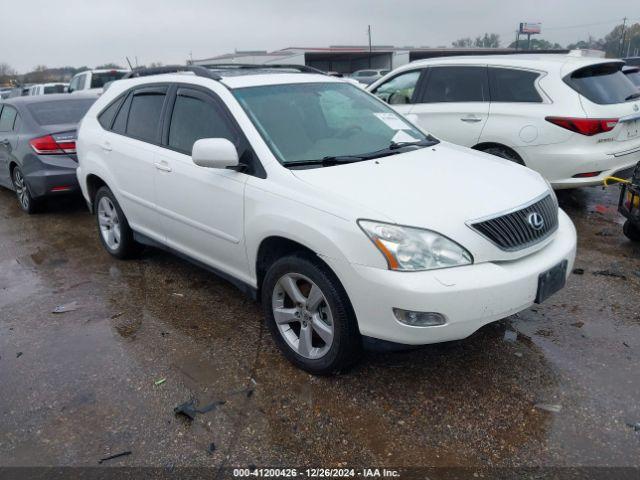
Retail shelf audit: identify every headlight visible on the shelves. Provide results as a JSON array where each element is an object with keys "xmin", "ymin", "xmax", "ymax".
[{"xmin": 358, "ymin": 220, "xmax": 473, "ymax": 271}]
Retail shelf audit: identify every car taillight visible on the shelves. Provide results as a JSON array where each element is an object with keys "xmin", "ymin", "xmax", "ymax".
[
  {"xmin": 545, "ymin": 116, "xmax": 618, "ymax": 136},
  {"xmin": 29, "ymin": 132, "xmax": 77, "ymax": 155}
]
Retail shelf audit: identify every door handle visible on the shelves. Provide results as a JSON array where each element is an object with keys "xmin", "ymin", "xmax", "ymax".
[
  {"xmin": 154, "ymin": 162, "xmax": 172, "ymax": 172},
  {"xmin": 460, "ymin": 116, "xmax": 482, "ymax": 123},
  {"xmin": 101, "ymin": 142, "xmax": 112, "ymax": 152}
]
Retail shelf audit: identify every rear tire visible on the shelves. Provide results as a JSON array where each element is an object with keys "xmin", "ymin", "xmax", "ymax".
[
  {"xmin": 11, "ymin": 166, "xmax": 39, "ymax": 214},
  {"xmin": 623, "ymin": 220, "xmax": 640, "ymax": 242},
  {"xmin": 262, "ymin": 254, "xmax": 361, "ymax": 375},
  {"xmin": 94, "ymin": 186, "xmax": 141, "ymax": 259},
  {"xmin": 480, "ymin": 146, "xmax": 525, "ymax": 165}
]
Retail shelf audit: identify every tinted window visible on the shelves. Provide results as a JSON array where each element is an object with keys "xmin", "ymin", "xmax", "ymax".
[
  {"xmin": 168, "ymin": 91, "xmax": 235, "ymax": 154},
  {"xmin": 91, "ymin": 71, "xmax": 127, "ymax": 89},
  {"xmin": 112, "ymin": 94, "xmax": 132, "ymax": 134},
  {"xmin": 125, "ymin": 91, "xmax": 166, "ymax": 142},
  {"xmin": 625, "ymin": 70, "xmax": 640, "ymax": 87},
  {"xmin": 373, "ymin": 70, "xmax": 421, "ymax": 105},
  {"xmin": 0, "ymin": 106, "xmax": 17, "ymax": 131},
  {"xmin": 26, "ymin": 99, "xmax": 95, "ymax": 126},
  {"xmin": 44, "ymin": 84, "xmax": 66, "ymax": 94},
  {"xmin": 422, "ymin": 66, "xmax": 488, "ymax": 103},
  {"xmin": 489, "ymin": 68, "xmax": 542, "ymax": 103},
  {"xmin": 566, "ymin": 63, "xmax": 638, "ymax": 105},
  {"xmin": 98, "ymin": 96, "xmax": 125, "ymax": 130}
]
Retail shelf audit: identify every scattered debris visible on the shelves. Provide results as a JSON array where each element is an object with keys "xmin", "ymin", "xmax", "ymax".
[
  {"xmin": 98, "ymin": 450, "xmax": 132, "ymax": 464},
  {"xmin": 623, "ymin": 342, "xmax": 630, "ymax": 348},
  {"xmin": 16, "ymin": 352, "xmax": 22, "ymax": 358},
  {"xmin": 534, "ymin": 403, "xmax": 562, "ymax": 413},
  {"xmin": 52, "ymin": 301, "xmax": 79, "ymax": 314},
  {"xmin": 503, "ymin": 330, "xmax": 518, "ymax": 342},
  {"xmin": 172, "ymin": 293, "xmax": 184, "ymax": 298},
  {"xmin": 571, "ymin": 321, "xmax": 584, "ymax": 328},
  {"xmin": 110, "ymin": 312, "xmax": 124, "ymax": 319},
  {"xmin": 207, "ymin": 442, "xmax": 216, "ymax": 454},
  {"xmin": 572, "ymin": 268, "xmax": 584, "ymax": 275},
  {"xmin": 154, "ymin": 378, "xmax": 166, "ymax": 386},
  {"xmin": 593, "ymin": 270, "xmax": 626, "ymax": 280},
  {"xmin": 595, "ymin": 229, "xmax": 614, "ymax": 237},
  {"xmin": 174, "ymin": 399, "xmax": 226, "ymax": 421},
  {"xmin": 160, "ymin": 331, "xmax": 170, "ymax": 337},
  {"xmin": 514, "ymin": 352, "xmax": 523, "ymax": 358}
]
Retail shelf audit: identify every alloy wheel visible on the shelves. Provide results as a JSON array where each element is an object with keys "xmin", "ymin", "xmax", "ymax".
[
  {"xmin": 271, "ymin": 273, "xmax": 334, "ymax": 359},
  {"xmin": 13, "ymin": 169, "xmax": 30, "ymax": 210},
  {"xmin": 97, "ymin": 196, "xmax": 122, "ymax": 251}
]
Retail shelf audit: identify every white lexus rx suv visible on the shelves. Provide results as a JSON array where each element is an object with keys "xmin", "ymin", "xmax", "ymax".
[
  {"xmin": 368, "ymin": 53, "xmax": 640, "ymax": 189},
  {"xmin": 76, "ymin": 65, "xmax": 576, "ymax": 374}
]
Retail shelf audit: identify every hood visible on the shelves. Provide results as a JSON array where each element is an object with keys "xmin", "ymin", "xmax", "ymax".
[{"xmin": 291, "ymin": 142, "xmax": 549, "ymax": 239}]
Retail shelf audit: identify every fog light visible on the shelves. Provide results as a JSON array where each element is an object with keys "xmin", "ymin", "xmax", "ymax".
[{"xmin": 393, "ymin": 308, "xmax": 446, "ymax": 327}]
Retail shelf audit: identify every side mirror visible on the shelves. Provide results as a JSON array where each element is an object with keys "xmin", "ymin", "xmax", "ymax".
[{"xmin": 192, "ymin": 138, "xmax": 239, "ymax": 170}]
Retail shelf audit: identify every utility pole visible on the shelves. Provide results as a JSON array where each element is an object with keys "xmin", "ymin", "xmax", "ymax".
[
  {"xmin": 619, "ymin": 17, "xmax": 627, "ymax": 57},
  {"xmin": 367, "ymin": 25, "xmax": 372, "ymax": 68}
]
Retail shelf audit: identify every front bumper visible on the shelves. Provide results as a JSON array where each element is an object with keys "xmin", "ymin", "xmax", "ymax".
[{"xmin": 324, "ymin": 210, "xmax": 576, "ymax": 345}]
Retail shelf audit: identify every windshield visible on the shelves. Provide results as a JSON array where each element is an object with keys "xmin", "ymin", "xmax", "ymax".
[{"xmin": 233, "ymin": 82, "xmax": 428, "ymax": 165}]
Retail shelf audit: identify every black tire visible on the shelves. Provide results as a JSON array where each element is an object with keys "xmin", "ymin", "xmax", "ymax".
[
  {"xmin": 11, "ymin": 166, "xmax": 40, "ymax": 214},
  {"xmin": 481, "ymin": 146, "xmax": 525, "ymax": 165},
  {"xmin": 262, "ymin": 254, "xmax": 362, "ymax": 375},
  {"xmin": 623, "ymin": 220, "xmax": 640, "ymax": 242},
  {"xmin": 94, "ymin": 186, "xmax": 141, "ymax": 259}
]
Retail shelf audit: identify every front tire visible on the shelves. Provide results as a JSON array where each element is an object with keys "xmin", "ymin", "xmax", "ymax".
[
  {"xmin": 11, "ymin": 166, "xmax": 39, "ymax": 214},
  {"xmin": 262, "ymin": 254, "xmax": 361, "ymax": 375},
  {"xmin": 623, "ymin": 220, "xmax": 640, "ymax": 242},
  {"xmin": 95, "ymin": 186, "xmax": 141, "ymax": 259}
]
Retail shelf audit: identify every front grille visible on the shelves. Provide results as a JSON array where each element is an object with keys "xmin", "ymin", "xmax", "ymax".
[{"xmin": 470, "ymin": 194, "xmax": 558, "ymax": 251}]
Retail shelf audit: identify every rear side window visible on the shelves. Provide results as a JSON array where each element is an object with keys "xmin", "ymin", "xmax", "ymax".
[
  {"xmin": 168, "ymin": 89, "xmax": 235, "ymax": 154},
  {"xmin": 421, "ymin": 66, "xmax": 488, "ymax": 103},
  {"xmin": 373, "ymin": 70, "xmax": 421, "ymax": 105},
  {"xmin": 566, "ymin": 63, "xmax": 638, "ymax": 105},
  {"xmin": 26, "ymin": 99, "xmax": 95, "ymax": 125},
  {"xmin": 44, "ymin": 85, "xmax": 66, "ymax": 94},
  {"xmin": 91, "ymin": 71, "xmax": 127, "ymax": 89},
  {"xmin": 98, "ymin": 96, "xmax": 125, "ymax": 129},
  {"xmin": 0, "ymin": 106, "xmax": 17, "ymax": 131},
  {"xmin": 125, "ymin": 90, "xmax": 166, "ymax": 143},
  {"xmin": 488, "ymin": 68, "xmax": 542, "ymax": 103},
  {"xmin": 625, "ymin": 69, "xmax": 640, "ymax": 87}
]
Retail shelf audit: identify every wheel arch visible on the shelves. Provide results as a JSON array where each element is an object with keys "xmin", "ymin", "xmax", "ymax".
[
  {"xmin": 85, "ymin": 174, "xmax": 108, "ymax": 213},
  {"xmin": 472, "ymin": 142, "xmax": 525, "ymax": 165}
]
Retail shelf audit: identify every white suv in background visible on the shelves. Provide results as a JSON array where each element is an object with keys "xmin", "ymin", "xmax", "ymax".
[
  {"xmin": 77, "ymin": 65, "xmax": 576, "ymax": 374},
  {"xmin": 368, "ymin": 54, "xmax": 640, "ymax": 188},
  {"xmin": 68, "ymin": 69, "xmax": 129, "ymax": 94}
]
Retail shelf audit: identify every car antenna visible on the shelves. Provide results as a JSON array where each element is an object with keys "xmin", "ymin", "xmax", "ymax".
[{"xmin": 125, "ymin": 57, "xmax": 134, "ymax": 70}]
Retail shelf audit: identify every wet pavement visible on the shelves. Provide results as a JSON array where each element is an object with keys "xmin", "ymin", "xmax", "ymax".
[{"xmin": 0, "ymin": 185, "xmax": 639, "ymax": 474}]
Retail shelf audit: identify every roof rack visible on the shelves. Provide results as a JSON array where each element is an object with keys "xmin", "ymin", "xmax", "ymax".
[
  {"xmin": 123, "ymin": 65, "xmax": 222, "ymax": 81},
  {"xmin": 200, "ymin": 63, "xmax": 327, "ymax": 75}
]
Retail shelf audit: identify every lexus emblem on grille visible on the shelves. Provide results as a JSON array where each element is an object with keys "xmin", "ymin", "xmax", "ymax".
[{"xmin": 527, "ymin": 212, "xmax": 545, "ymax": 231}]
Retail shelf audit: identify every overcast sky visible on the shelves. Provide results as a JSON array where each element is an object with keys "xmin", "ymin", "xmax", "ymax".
[{"xmin": 2, "ymin": 0, "xmax": 637, "ymax": 72}]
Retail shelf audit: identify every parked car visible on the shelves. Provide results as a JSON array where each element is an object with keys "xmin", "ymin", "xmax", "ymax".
[
  {"xmin": 0, "ymin": 93, "xmax": 98, "ymax": 213},
  {"xmin": 623, "ymin": 65, "xmax": 640, "ymax": 88},
  {"xmin": 27, "ymin": 83, "xmax": 68, "ymax": 95},
  {"xmin": 624, "ymin": 57, "xmax": 640, "ymax": 67},
  {"xmin": 0, "ymin": 88, "xmax": 12, "ymax": 100},
  {"xmin": 350, "ymin": 69, "xmax": 389, "ymax": 85},
  {"xmin": 76, "ymin": 65, "xmax": 576, "ymax": 374},
  {"xmin": 368, "ymin": 54, "xmax": 640, "ymax": 189},
  {"xmin": 68, "ymin": 69, "xmax": 129, "ymax": 94}
]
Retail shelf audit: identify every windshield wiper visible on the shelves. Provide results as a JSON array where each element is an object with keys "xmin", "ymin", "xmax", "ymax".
[
  {"xmin": 625, "ymin": 92, "xmax": 640, "ymax": 101},
  {"xmin": 285, "ymin": 137, "xmax": 439, "ymax": 168}
]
